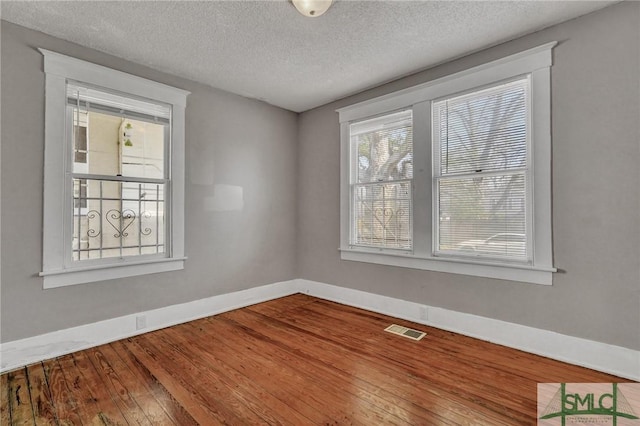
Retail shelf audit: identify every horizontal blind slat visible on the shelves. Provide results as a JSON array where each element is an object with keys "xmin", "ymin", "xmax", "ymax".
[
  {"xmin": 435, "ymin": 78, "xmax": 529, "ymax": 176},
  {"xmin": 434, "ymin": 77, "xmax": 530, "ymax": 262},
  {"xmin": 67, "ymin": 81, "xmax": 171, "ymax": 121}
]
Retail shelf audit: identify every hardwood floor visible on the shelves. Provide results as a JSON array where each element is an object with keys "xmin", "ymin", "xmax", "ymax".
[{"xmin": 0, "ymin": 294, "xmax": 631, "ymax": 425}]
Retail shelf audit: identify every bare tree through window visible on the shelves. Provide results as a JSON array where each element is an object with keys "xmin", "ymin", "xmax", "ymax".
[
  {"xmin": 351, "ymin": 110, "xmax": 413, "ymax": 249},
  {"xmin": 435, "ymin": 78, "xmax": 529, "ymax": 259}
]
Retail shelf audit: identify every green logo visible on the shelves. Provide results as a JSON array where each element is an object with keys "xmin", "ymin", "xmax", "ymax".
[{"xmin": 539, "ymin": 383, "xmax": 639, "ymax": 425}]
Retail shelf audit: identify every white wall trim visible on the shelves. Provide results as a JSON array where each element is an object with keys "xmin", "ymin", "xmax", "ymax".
[
  {"xmin": 340, "ymin": 249, "xmax": 554, "ymax": 285},
  {"xmin": 39, "ymin": 49, "xmax": 190, "ymax": 288},
  {"xmin": 2, "ymin": 278, "xmax": 637, "ymax": 381},
  {"xmin": 41, "ymin": 258, "xmax": 187, "ymax": 289},
  {"xmin": 296, "ymin": 279, "xmax": 640, "ymax": 381},
  {"xmin": 0, "ymin": 280, "xmax": 298, "ymax": 373},
  {"xmin": 39, "ymin": 49, "xmax": 190, "ymax": 106},
  {"xmin": 336, "ymin": 41, "xmax": 557, "ymax": 123}
]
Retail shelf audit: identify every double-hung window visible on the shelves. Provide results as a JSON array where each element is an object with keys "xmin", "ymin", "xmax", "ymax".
[
  {"xmin": 338, "ymin": 43, "xmax": 556, "ymax": 285},
  {"xmin": 350, "ymin": 110, "xmax": 413, "ymax": 250},
  {"xmin": 40, "ymin": 50, "xmax": 189, "ymax": 288},
  {"xmin": 433, "ymin": 78, "xmax": 530, "ymax": 262},
  {"xmin": 67, "ymin": 82, "xmax": 170, "ymax": 261}
]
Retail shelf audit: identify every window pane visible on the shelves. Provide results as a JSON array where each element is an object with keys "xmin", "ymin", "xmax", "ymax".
[
  {"xmin": 74, "ymin": 121, "xmax": 87, "ymax": 164},
  {"xmin": 434, "ymin": 78, "xmax": 528, "ymax": 175},
  {"xmin": 71, "ymin": 108, "xmax": 166, "ymax": 179},
  {"xmin": 73, "ymin": 179, "xmax": 87, "ymax": 209},
  {"xmin": 353, "ymin": 181, "xmax": 411, "ymax": 249},
  {"xmin": 120, "ymin": 118, "xmax": 165, "ymax": 179},
  {"xmin": 351, "ymin": 110, "xmax": 413, "ymax": 183},
  {"xmin": 437, "ymin": 173, "xmax": 527, "ymax": 259},
  {"xmin": 72, "ymin": 178, "xmax": 165, "ymax": 261}
]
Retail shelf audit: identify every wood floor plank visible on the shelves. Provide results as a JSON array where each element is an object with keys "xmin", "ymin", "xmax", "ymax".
[
  {"xmin": 223, "ymin": 307, "xmax": 517, "ymax": 425},
  {"xmin": 246, "ymin": 293, "xmax": 316, "ymax": 317},
  {"xmin": 1, "ymin": 373, "xmax": 10, "ymax": 426},
  {"xmin": 42, "ymin": 359, "xmax": 84, "ymax": 426},
  {"xmin": 160, "ymin": 325, "xmax": 314, "ymax": 426},
  {"xmin": 181, "ymin": 319, "xmax": 338, "ymax": 425},
  {"xmin": 84, "ymin": 346, "xmax": 156, "ymax": 426},
  {"xmin": 130, "ymin": 332, "xmax": 256, "ymax": 425},
  {"xmin": 166, "ymin": 324, "xmax": 309, "ymax": 425},
  {"xmin": 7, "ymin": 368, "xmax": 34, "ymax": 426},
  {"xmin": 207, "ymin": 315, "xmax": 421, "ymax": 425},
  {"xmin": 193, "ymin": 315, "xmax": 454, "ymax": 425},
  {"xmin": 1, "ymin": 294, "xmax": 634, "ymax": 425},
  {"xmin": 139, "ymin": 329, "xmax": 280, "ymax": 425},
  {"xmin": 25, "ymin": 363, "xmax": 58, "ymax": 425},
  {"xmin": 108, "ymin": 340, "xmax": 197, "ymax": 426},
  {"xmin": 268, "ymin": 300, "xmax": 624, "ymax": 420},
  {"xmin": 59, "ymin": 351, "xmax": 127, "ymax": 425},
  {"xmin": 191, "ymin": 317, "xmax": 370, "ymax": 425},
  {"xmin": 122, "ymin": 337, "xmax": 226, "ymax": 425},
  {"xmin": 230, "ymin": 304, "xmax": 517, "ymax": 421},
  {"xmin": 281, "ymin": 302, "xmax": 539, "ymax": 413}
]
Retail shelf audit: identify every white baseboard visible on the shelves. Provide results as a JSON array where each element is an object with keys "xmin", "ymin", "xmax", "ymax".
[
  {"xmin": 0, "ymin": 279, "xmax": 298, "ymax": 373},
  {"xmin": 295, "ymin": 279, "xmax": 640, "ymax": 381},
  {"xmin": 2, "ymin": 278, "xmax": 638, "ymax": 381}
]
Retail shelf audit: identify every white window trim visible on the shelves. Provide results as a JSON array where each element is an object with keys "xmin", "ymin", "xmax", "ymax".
[
  {"xmin": 39, "ymin": 49, "xmax": 190, "ymax": 288},
  {"xmin": 337, "ymin": 42, "xmax": 557, "ymax": 285}
]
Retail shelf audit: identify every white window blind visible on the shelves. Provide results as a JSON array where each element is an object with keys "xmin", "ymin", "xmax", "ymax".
[
  {"xmin": 433, "ymin": 78, "xmax": 530, "ymax": 261},
  {"xmin": 350, "ymin": 110, "xmax": 413, "ymax": 249},
  {"xmin": 67, "ymin": 81, "xmax": 171, "ymax": 124}
]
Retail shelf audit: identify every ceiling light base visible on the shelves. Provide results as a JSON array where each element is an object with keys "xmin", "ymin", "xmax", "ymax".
[{"xmin": 292, "ymin": 0, "xmax": 333, "ymax": 17}]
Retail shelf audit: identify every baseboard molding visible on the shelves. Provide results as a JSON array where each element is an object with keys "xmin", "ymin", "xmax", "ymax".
[
  {"xmin": 296, "ymin": 279, "xmax": 640, "ymax": 381},
  {"xmin": 2, "ymin": 278, "xmax": 638, "ymax": 381},
  {"xmin": 0, "ymin": 279, "xmax": 298, "ymax": 373}
]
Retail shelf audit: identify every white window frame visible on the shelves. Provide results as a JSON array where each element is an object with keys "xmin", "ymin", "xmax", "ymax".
[
  {"xmin": 337, "ymin": 42, "xmax": 557, "ymax": 285},
  {"xmin": 39, "ymin": 49, "xmax": 189, "ymax": 288}
]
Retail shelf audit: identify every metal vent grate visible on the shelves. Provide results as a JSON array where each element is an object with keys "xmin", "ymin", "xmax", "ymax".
[{"xmin": 384, "ymin": 324, "xmax": 426, "ymax": 341}]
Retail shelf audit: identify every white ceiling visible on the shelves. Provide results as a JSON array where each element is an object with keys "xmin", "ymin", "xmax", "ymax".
[{"xmin": 1, "ymin": 1, "xmax": 615, "ymax": 112}]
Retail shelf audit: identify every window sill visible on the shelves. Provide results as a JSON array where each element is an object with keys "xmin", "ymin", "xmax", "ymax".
[
  {"xmin": 40, "ymin": 257, "xmax": 187, "ymax": 289},
  {"xmin": 339, "ymin": 248, "xmax": 554, "ymax": 285}
]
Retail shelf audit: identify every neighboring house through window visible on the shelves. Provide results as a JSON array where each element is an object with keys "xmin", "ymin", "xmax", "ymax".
[
  {"xmin": 40, "ymin": 50, "xmax": 189, "ymax": 288},
  {"xmin": 338, "ymin": 43, "xmax": 557, "ymax": 285}
]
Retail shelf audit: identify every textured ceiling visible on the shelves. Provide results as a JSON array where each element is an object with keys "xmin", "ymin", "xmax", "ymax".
[{"xmin": 1, "ymin": 1, "xmax": 616, "ymax": 112}]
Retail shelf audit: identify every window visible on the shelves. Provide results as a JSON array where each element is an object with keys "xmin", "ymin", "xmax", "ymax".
[
  {"xmin": 338, "ymin": 43, "xmax": 556, "ymax": 285},
  {"xmin": 433, "ymin": 78, "xmax": 530, "ymax": 262},
  {"xmin": 68, "ymin": 83, "xmax": 169, "ymax": 261},
  {"xmin": 350, "ymin": 110, "xmax": 413, "ymax": 250},
  {"xmin": 40, "ymin": 50, "xmax": 189, "ymax": 288}
]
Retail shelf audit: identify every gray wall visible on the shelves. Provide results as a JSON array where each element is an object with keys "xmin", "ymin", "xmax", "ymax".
[
  {"xmin": 1, "ymin": 21, "xmax": 298, "ymax": 342},
  {"xmin": 2, "ymin": 3, "xmax": 639, "ymax": 352},
  {"xmin": 297, "ymin": 2, "xmax": 640, "ymax": 350}
]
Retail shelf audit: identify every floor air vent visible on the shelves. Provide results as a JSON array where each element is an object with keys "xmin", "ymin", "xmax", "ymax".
[{"xmin": 384, "ymin": 324, "xmax": 426, "ymax": 341}]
